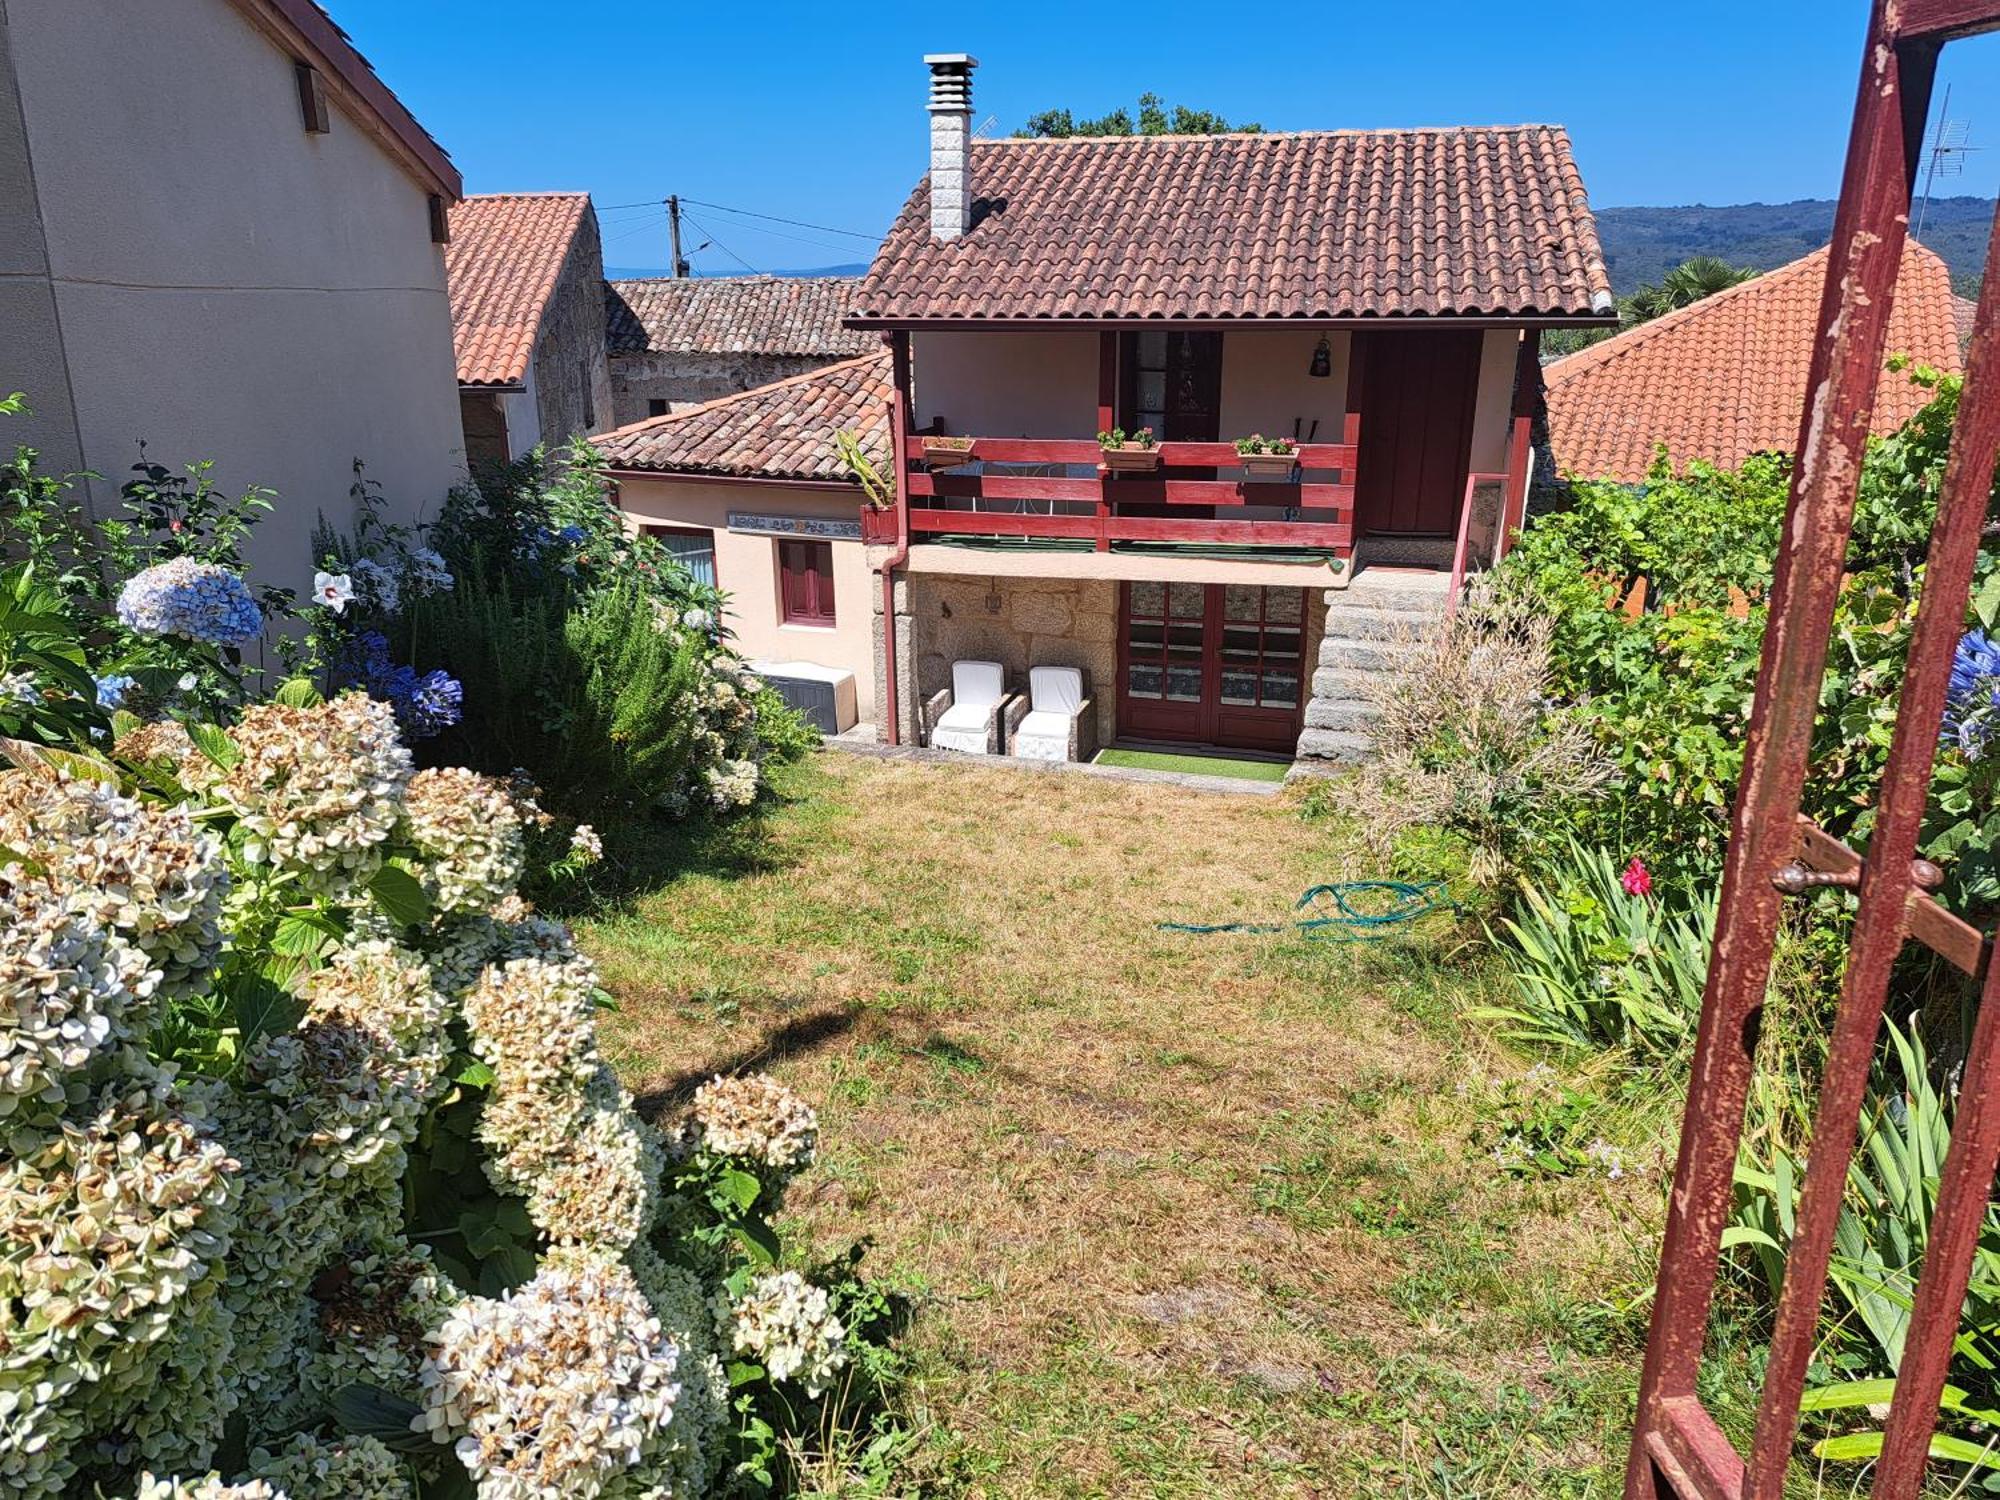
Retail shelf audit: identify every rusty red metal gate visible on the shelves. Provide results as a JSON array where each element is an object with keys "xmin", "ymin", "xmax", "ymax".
[{"xmin": 1628, "ymin": 4, "xmax": 2000, "ymax": 1496}]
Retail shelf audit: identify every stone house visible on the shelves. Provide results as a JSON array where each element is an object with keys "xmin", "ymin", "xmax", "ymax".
[
  {"xmin": 1, "ymin": 0, "xmax": 466, "ymax": 588},
  {"xmin": 602, "ymin": 276, "xmax": 875, "ymax": 427},
  {"xmin": 446, "ymin": 191, "xmax": 615, "ymax": 471}
]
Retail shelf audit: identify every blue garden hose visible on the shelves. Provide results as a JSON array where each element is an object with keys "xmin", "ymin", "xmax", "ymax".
[{"xmin": 1159, "ymin": 879, "xmax": 1456, "ymax": 941}]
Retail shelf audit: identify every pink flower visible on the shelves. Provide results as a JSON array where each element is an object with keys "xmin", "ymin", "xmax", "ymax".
[{"xmin": 1622, "ymin": 857, "xmax": 1653, "ymax": 898}]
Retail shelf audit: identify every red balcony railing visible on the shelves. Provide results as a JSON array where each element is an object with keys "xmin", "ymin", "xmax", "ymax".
[{"xmin": 895, "ymin": 422, "xmax": 1359, "ymax": 554}]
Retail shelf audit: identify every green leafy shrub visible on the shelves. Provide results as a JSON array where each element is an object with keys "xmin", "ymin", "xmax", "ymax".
[
  {"xmin": 1, "ymin": 693, "xmax": 896, "ymax": 1498},
  {"xmin": 1481, "ymin": 838, "xmax": 1715, "ymax": 1057}
]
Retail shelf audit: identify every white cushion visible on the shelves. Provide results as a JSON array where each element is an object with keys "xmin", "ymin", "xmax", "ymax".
[
  {"xmin": 932, "ymin": 700, "xmax": 994, "ymax": 754},
  {"xmin": 951, "ymin": 659, "xmax": 1005, "ymax": 708},
  {"xmin": 1014, "ymin": 709, "xmax": 1074, "ymax": 761},
  {"xmin": 1028, "ymin": 665, "xmax": 1084, "ymax": 715}
]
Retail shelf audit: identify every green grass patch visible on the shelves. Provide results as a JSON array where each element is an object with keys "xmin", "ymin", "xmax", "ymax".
[{"xmin": 1092, "ymin": 747, "xmax": 1290, "ymax": 782}]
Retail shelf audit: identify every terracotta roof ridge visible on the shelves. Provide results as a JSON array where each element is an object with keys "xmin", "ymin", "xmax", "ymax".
[
  {"xmin": 984, "ymin": 123, "xmax": 1570, "ymax": 143},
  {"xmin": 460, "ymin": 189, "xmax": 594, "ymax": 201},
  {"xmin": 606, "ymin": 273, "xmax": 861, "ymax": 288},
  {"xmin": 595, "ymin": 350, "xmax": 887, "ymax": 445}
]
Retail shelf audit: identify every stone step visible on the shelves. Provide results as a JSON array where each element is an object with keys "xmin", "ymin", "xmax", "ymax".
[
  {"xmin": 1318, "ymin": 637, "xmax": 1417, "ymax": 671},
  {"xmin": 1308, "ymin": 666, "xmax": 1379, "ymax": 702},
  {"xmin": 1319, "ymin": 606, "xmax": 1437, "ymax": 642},
  {"xmin": 1339, "ymin": 583, "xmax": 1453, "ymax": 614},
  {"xmin": 1294, "ymin": 727, "xmax": 1374, "ymax": 763},
  {"xmin": 1304, "ymin": 696, "xmax": 1378, "ymax": 731}
]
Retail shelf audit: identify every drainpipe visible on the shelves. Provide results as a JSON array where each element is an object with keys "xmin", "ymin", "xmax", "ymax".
[{"xmin": 880, "ymin": 332, "xmax": 914, "ymax": 744}]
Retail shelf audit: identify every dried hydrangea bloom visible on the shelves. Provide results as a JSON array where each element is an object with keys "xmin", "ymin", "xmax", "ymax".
[
  {"xmin": 294, "ymin": 1233, "xmax": 460, "ymax": 1416},
  {"xmin": 0, "ymin": 879, "xmax": 157, "ymax": 1117},
  {"xmin": 299, "ymin": 940, "xmax": 449, "ymax": 1067},
  {"xmin": 511, "ymin": 1103, "xmax": 662, "ymax": 1252},
  {"xmin": 399, "ymin": 767, "xmax": 525, "ymax": 915},
  {"xmin": 205, "ymin": 694, "xmax": 411, "ymax": 892},
  {"xmin": 703, "ymin": 757, "xmax": 760, "ymax": 810},
  {"xmin": 723, "ymin": 1270, "xmax": 849, "ymax": 1398},
  {"xmin": 113, "ymin": 718, "xmax": 195, "ymax": 767},
  {"xmin": 0, "ymin": 770, "xmax": 227, "ymax": 999},
  {"xmin": 247, "ymin": 1431, "xmax": 414, "ymax": 1500},
  {"xmin": 129, "ymin": 1477, "xmax": 281, "ymax": 1500},
  {"xmin": 240, "ymin": 1013, "xmax": 435, "ymax": 1192},
  {"xmin": 686, "ymin": 1074, "xmax": 817, "ymax": 1173},
  {"xmin": 461, "ymin": 955, "xmax": 601, "ymax": 1095},
  {"xmin": 0, "ymin": 1075, "xmax": 236, "ymax": 1460},
  {"xmin": 416, "ymin": 1256, "xmax": 682, "ymax": 1499},
  {"xmin": 628, "ymin": 1244, "xmax": 730, "ymax": 1498}
]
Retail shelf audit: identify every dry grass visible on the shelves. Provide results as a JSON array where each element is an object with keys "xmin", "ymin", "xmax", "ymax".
[{"xmin": 578, "ymin": 752, "xmax": 1669, "ymax": 1498}]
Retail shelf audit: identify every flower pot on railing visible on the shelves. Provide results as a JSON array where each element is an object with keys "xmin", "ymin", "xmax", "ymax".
[
  {"xmin": 1097, "ymin": 428, "xmax": 1160, "ymax": 473},
  {"xmin": 920, "ymin": 436, "xmax": 977, "ymax": 468},
  {"xmin": 1240, "ymin": 452, "xmax": 1299, "ymax": 480},
  {"xmin": 859, "ymin": 505, "xmax": 899, "ymax": 544}
]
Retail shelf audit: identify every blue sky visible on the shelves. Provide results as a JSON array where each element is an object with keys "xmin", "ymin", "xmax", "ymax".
[{"xmin": 333, "ymin": 1, "xmax": 2000, "ymax": 274}]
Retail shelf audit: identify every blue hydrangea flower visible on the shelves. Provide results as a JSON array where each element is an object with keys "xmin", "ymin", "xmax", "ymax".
[
  {"xmin": 94, "ymin": 674, "xmax": 136, "ymax": 710},
  {"xmin": 556, "ymin": 524, "xmax": 588, "ymax": 544},
  {"xmin": 329, "ymin": 630, "xmax": 463, "ymax": 741},
  {"xmin": 116, "ymin": 559, "xmax": 262, "ymax": 645},
  {"xmin": 1945, "ymin": 628, "xmax": 2000, "ymax": 760}
]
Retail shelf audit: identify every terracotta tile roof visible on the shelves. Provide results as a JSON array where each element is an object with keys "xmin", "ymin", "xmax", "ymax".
[
  {"xmin": 850, "ymin": 128, "xmax": 1613, "ymax": 324},
  {"xmin": 1954, "ymin": 293, "xmax": 1979, "ymax": 351},
  {"xmin": 596, "ymin": 352, "xmax": 890, "ymax": 483},
  {"xmin": 605, "ymin": 276, "xmax": 874, "ymax": 358},
  {"xmin": 445, "ymin": 193, "xmax": 595, "ymax": 387},
  {"xmin": 1544, "ymin": 240, "xmax": 1963, "ymax": 484}
]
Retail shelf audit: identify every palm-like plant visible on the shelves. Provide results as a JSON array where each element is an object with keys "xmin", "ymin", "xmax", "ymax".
[{"xmin": 1619, "ymin": 256, "xmax": 1756, "ymax": 329}]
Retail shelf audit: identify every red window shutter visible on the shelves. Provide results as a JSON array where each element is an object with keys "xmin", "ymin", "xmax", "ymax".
[{"xmin": 780, "ymin": 541, "xmax": 834, "ymax": 625}]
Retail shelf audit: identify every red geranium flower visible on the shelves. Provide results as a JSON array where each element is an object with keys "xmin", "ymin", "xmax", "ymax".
[{"xmin": 1622, "ymin": 857, "xmax": 1653, "ymax": 898}]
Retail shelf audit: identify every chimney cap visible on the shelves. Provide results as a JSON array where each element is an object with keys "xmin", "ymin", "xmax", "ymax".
[{"xmin": 923, "ymin": 52, "xmax": 978, "ymax": 66}]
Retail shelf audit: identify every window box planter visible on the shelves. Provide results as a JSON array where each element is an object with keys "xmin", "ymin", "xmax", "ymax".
[
  {"xmin": 920, "ymin": 437, "xmax": 977, "ymax": 468},
  {"xmin": 859, "ymin": 505, "xmax": 899, "ymax": 544},
  {"xmin": 1101, "ymin": 445, "xmax": 1162, "ymax": 473},
  {"xmin": 1240, "ymin": 452, "xmax": 1299, "ymax": 480}
]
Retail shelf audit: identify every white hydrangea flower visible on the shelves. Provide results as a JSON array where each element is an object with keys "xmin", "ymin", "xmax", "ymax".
[
  {"xmin": 703, "ymin": 758, "xmax": 760, "ymax": 810},
  {"xmin": 724, "ymin": 1270, "xmax": 849, "ymax": 1398},
  {"xmin": 130, "ymin": 1476, "xmax": 282, "ymax": 1500},
  {"xmin": 247, "ymin": 1432, "xmax": 413, "ymax": 1500},
  {"xmin": 461, "ymin": 955, "xmax": 602, "ymax": 1095},
  {"xmin": 0, "ymin": 668, "xmax": 37, "ymax": 706},
  {"xmin": 685, "ymin": 1074, "xmax": 817, "ymax": 1173},
  {"xmin": 405, "ymin": 546, "xmax": 454, "ymax": 595},
  {"xmin": 514, "ymin": 1102, "xmax": 662, "ymax": 1252},
  {"xmin": 416, "ymin": 1256, "xmax": 681, "ymax": 1499},
  {"xmin": 204, "ymin": 695, "xmax": 411, "ymax": 894},
  {"xmin": 399, "ymin": 767, "xmax": 525, "ymax": 915},
  {"xmin": 347, "ymin": 557, "xmax": 400, "ymax": 616},
  {"xmin": 0, "ymin": 769, "xmax": 228, "ymax": 999},
  {"xmin": 569, "ymin": 823, "xmax": 603, "ymax": 864}
]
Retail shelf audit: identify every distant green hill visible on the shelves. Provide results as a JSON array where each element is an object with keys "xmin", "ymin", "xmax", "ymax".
[{"xmin": 1594, "ymin": 196, "xmax": 1992, "ymax": 296}]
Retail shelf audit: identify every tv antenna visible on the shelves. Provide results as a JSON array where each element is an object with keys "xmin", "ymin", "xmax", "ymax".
[
  {"xmin": 1915, "ymin": 84, "xmax": 1980, "ymax": 240},
  {"xmin": 972, "ymin": 114, "xmax": 999, "ymax": 138}
]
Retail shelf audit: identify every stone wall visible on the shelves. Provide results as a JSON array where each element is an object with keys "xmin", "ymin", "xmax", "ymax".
[
  {"xmin": 607, "ymin": 351, "xmax": 845, "ymax": 428},
  {"xmin": 532, "ymin": 211, "xmax": 614, "ymax": 442}
]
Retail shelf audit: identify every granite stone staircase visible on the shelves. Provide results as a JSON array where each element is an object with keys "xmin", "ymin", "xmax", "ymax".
[{"xmin": 1292, "ymin": 573, "xmax": 1450, "ymax": 769}]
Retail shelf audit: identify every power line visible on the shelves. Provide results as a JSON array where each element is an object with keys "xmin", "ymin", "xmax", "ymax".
[{"xmin": 678, "ymin": 211, "xmax": 760, "ymax": 275}]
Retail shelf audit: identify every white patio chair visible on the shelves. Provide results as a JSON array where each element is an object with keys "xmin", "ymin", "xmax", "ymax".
[
  {"xmin": 1009, "ymin": 665, "xmax": 1096, "ymax": 762},
  {"xmin": 925, "ymin": 659, "xmax": 1013, "ymax": 755}
]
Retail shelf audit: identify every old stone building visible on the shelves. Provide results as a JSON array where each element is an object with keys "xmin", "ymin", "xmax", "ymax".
[
  {"xmin": 602, "ymin": 275, "xmax": 875, "ymax": 427},
  {"xmin": 446, "ymin": 192, "xmax": 614, "ymax": 470}
]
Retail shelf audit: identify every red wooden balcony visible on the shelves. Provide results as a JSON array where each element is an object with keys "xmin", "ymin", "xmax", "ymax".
[{"xmin": 890, "ymin": 422, "xmax": 1359, "ymax": 554}]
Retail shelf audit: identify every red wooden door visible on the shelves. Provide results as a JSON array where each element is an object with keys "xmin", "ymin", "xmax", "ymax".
[
  {"xmin": 1116, "ymin": 582, "xmax": 1304, "ymax": 752},
  {"xmin": 1627, "ymin": 9, "xmax": 2000, "ymax": 1499},
  {"xmin": 1352, "ymin": 331, "xmax": 1482, "ymax": 536}
]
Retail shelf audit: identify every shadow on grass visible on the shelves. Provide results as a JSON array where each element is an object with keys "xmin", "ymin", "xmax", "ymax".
[{"xmin": 630, "ymin": 1002, "xmax": 865, "ymax": 1122}]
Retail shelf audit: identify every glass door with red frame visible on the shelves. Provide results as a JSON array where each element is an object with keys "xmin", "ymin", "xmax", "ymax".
[{"xmin": 1117, "ymin": 582, "xmax": 1306, "ymax": 753}]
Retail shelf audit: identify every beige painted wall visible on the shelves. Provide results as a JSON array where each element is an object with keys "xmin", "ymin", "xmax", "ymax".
[
  {"xmin": 615, "ymin": 475, "xmax": 876, "ymax": 723},
  {"xmin": 1216, "ymin": 329, "xmax": 1351, "ymax": 443},
  {"xmin": 0, "ymin": 0, "xmax": 464, "ymax": 590},
  {"xmin": 1468, "ymin": 328, "xmax": 1525, "ymax": 475},
  {"xmin": 912, "ymin": 330, "xmax": 1101, "ymax": 437}
]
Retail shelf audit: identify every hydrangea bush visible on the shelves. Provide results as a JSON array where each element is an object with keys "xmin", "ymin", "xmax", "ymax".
[{"xmin": 2, "ymin": 692, "xmax": 894, "ymax": 1498}]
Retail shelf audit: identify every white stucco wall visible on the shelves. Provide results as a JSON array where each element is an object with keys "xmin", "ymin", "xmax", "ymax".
[
  {"xmin": 1468, "ymin": 328, "xmax": 1525, "ymax": 475},
  {"xmin": 1216, "ymin": 330, "xmax": 1352, "ymax": 444},
  {"xmin": 912, "ymin": 330, "xmax": 1100, "ymax": 437},
  {"xmin": 614, "ymin": 476, "xmax": 877, "ymax": 726},
  {"xmin": 0, "ymin": 0, "xmax": 463, "ymax": 592}
]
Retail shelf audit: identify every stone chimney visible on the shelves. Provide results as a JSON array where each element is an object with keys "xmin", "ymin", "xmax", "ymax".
[{"xmin": 924, "ymin": 53, "xmax": 978, "ymax": 242}]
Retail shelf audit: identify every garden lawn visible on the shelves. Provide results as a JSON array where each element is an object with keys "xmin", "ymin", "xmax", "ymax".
[{"xmin": 579, "ymin": 753, "xmax": 1670, "ymax": 1498}]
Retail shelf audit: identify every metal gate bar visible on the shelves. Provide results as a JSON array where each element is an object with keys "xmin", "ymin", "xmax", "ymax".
[{"xmin": 1626, "ymin": 2, "xmax": 2000, "ymax": 1495}]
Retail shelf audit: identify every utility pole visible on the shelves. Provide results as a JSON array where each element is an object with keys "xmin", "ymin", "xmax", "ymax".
[{"xmin": 667, "ymin": 195, "xmax": 689, "ymax": 278}]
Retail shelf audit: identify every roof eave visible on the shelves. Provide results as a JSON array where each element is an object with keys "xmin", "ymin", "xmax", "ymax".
[{"xmin": 843, "ymin": 312, "xmax": 1623, "ymax": 332}]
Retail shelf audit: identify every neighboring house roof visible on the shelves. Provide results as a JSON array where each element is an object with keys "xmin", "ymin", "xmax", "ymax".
[
  {"xmin": 1544, "ymin": 240, "xmax": 1963, "ymax": 484},
  {"xmin": 604, "ymin": 276, "xmax": 875, "ymax": 358},
  {"xmin": 596, "ymin": 352, "xmax": 890, "ymax": 483},
  {"xmin": 445, "ymin": 193, "xmax": 595, "ymax": 387},
  {"xmin": 850, "ymin": 127, "xmax": 1613, "ymax": 325},
  {"xmin": 227, "ymin": 0, "xmax": 459, "ymax": 198},
  {"xmin": 1954, "ymin": 293, "xmax": 1979, "ymax": 351}
]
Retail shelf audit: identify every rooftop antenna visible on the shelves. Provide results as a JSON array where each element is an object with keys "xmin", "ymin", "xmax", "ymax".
[
  {"xmin": 1915, "ymin": 85, "xmax": 1979, "ymax": 241},
  {"xmin": 972, "ymin": 114, "xmax": 999, "ymax": 139}
]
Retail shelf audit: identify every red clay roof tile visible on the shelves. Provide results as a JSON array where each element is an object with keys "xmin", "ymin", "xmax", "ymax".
[
  {"xmin": 605, "ymin": 276, "xmax": 873, "ymax": 358},
  {"xmin": 595, "ymin": 352, "xmax": 890, "ymax": 483},
  {"xmin": 445, "ymin": 193, "xmax": 595, "ymax": 387},
  {"xmin": 1545, "ymin": 240, "xmax": 1962, "ymax": 484},
  {"xmin": 851, "ymin": 128, "xmax": 1612, "ymax": 324}
]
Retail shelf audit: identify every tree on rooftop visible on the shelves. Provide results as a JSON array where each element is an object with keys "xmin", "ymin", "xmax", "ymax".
[{"xmin": 1018, "ymin": 93, "xmax": 1260, "ymax": 138}]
